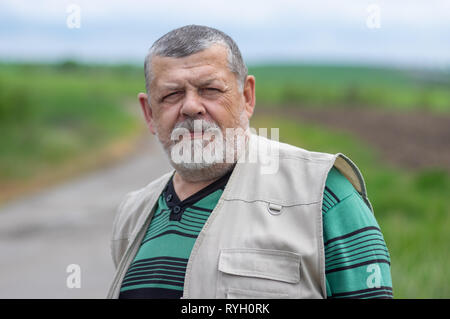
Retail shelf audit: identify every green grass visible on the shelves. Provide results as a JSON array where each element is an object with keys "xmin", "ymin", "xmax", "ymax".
[
  {"xmin": 0, "ymin": 62, "xmax": 143, "ymax": 184},
  {"xmin": 249, "ymin": 64, "xmax": 450, "ymax": 112},
  {"xmin": 250, "ymin": 114, "xmax": 450, "ymax": 298}
]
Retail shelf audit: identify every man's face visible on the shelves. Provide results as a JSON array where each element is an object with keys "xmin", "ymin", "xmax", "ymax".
[{"xmin": 140, "ymin": 44, "xmax": 255, "ymax": 181}]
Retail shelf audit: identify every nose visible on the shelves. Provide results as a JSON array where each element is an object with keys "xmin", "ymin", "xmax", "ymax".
[{"xmin": 180, "ymin": 90, "xmax": 206, "ymax": 118}]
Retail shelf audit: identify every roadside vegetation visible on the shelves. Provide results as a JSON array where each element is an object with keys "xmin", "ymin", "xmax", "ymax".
[
  {"xmin": 0, "ymin": 62, "xmax": 143, "ymax": 201},
  {"xmin": 1, "ymin": 61, "xmax": 449, "ymax": 297}
]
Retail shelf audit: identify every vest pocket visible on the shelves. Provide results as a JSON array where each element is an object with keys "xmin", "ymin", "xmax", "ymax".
[
  {"xmin": 216, "ymin": 248, "xmax": 301, "ymax": 298},
  {"xmin": 226, "ymin": 287, "xmax": 289, "ymax": 299}
]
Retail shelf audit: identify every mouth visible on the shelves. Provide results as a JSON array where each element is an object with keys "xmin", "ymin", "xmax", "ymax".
[
  {"xmin": 189, "ymin": 131, "xmax": 203, "ymax": 139},
  {"xmin": 188, "ymin": 131, "xmax": 218, "ymax": 143}
]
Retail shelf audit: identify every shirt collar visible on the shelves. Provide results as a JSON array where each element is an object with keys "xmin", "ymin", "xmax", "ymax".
[{"xmin": 163, "ymin": 166, "xmax": 235, "ymax": 209}]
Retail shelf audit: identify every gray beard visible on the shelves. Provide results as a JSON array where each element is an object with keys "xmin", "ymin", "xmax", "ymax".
[
  {"xmin": 162, "ymin": 135, "xmax": 240, "ymax": 183},
  {"xmin": 156, "ymin": 117, "xmax": 250, "ymax": 183},
  {"xmin": 168, "ymin": 156, "xmax": 236, "ymax": 182}
]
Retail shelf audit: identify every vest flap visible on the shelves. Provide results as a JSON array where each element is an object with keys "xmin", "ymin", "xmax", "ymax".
[
  {"xmin": 218, "ymin": 248, "xmax": 301, "ymax": 284},
  {"xmin": 334, "ymin": 154, "xmax": 374, "ymax": 213},
  {"xmin": 334, "ymin": 155, "xmax": 363, "ymax": 193}
]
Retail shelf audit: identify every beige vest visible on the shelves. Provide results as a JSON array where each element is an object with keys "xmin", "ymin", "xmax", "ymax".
[{"xmin": 107, "ymin": 133, "xmax": 372, "ymax": 299}]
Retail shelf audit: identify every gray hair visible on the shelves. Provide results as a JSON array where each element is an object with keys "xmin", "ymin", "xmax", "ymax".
[{"xmin": 144, "ymin": 25, "xmax": 248, "ymax": 99}]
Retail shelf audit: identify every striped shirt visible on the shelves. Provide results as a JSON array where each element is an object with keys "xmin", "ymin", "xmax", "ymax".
[{"xmin": 118, "ymin": 167, "xmax": 393, "ymax": 299}]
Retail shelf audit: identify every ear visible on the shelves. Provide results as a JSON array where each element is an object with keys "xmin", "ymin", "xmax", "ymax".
[
  {"xmin": 138, "ymin": 92, "xmax": 157, "ymax": 135},
  {"xmin": 242, "ymin": 75, "xmax": 256, "ymax": 119}
]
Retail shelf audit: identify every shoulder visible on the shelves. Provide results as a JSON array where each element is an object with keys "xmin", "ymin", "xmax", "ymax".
[
  {"xmin": 322, "ymin": 168, "xmax": 393, "ymax": 298},
  {"xmin": 111, "ymin": 170, "xmax": 174, "ymax": 240},
  {"xmin": 323, "ymin": 166, "xmax": 358, "ymax": 208},
  {"xmin": 322, "ymin": 166, "xmax": 381, "ymax": 245},
  {"xmin": 253, "ymin": 133, "xmax": 336, "ymax": 163}
]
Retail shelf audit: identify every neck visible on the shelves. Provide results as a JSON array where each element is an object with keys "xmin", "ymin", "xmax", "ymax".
[{"xmin": 172, "ymin": 170, "xmax": 222, "ymax": 202}]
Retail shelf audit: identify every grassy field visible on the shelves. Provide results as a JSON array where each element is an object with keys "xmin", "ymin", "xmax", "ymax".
[
  {"xmin": 1, "ymin": 62, "xmax": 449, "ymax": 297},
  {"xmin": 250, "ymin": 64, "xmax": 450, "ymax": 112},
  {"xmin": 0, "ymin": 62, "xmax": 143, "ymax": 200},
  {"xmin": 251, "ymin": 114, "xmax": 450, "ymax": 298}
]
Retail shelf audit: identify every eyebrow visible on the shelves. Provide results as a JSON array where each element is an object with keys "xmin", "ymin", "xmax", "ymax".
[
  {"xmin": 159, "ymin": 83, "xmax": 183, "ymax": 91},
  {"xmin": 196, "ymin": 77, "xmax": 220, "ymax": 86},
  {"xmin": 159, "ymin": 77, "xmax": 223, "ymax": 91}
]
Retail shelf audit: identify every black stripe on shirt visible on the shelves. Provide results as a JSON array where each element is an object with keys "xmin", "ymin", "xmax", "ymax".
[
  {"xmin": 326, "ymin": 258, "xmax": 391, "ymax": 274},
  {"xmin": 130, "ymin": 256, "xmax": 188, "ymax": 264},
  {"xmin": 329, "ymin": 286, "xmax": 393, "ymax": 299},
  {"xmin": 324, "ymin": 226, "xmax": 381, "ymax": 246},
  {"xmin": 326, "ymin": 237, "xmax": 387, "ymax": 256},
  {"xmin": 120, "ymin": 278, "xmax": 185, "ymax": 288},
  {"xmin": 325, "ymin": 231, "xmax": 384, "ymax": 251},
  {"xmin": 119, "ymin": 287, "xmax": 183, "ymax": 299},
  {"xmin": 141, "ymin": 230, "xmax": 199, "ymax": 244},
  {"xmin": 326, "ymin": 247, "xmax": 390, "ymax": 264},
  {"xmin": 326, "ymin": 251, "xmax": 391, "ymax": 268},
  {"xmin": 126, "ymin": 263, "xmax": 187, "ymax": 276},
  {"xmin": 325, "ymin": 186, "xmax": 340, "ymax": 203}
]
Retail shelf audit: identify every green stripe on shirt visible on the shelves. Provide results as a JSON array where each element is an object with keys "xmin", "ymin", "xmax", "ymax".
[{"xmin": 323, "ymin": 167, "xmax": 393, "ymax": 298}]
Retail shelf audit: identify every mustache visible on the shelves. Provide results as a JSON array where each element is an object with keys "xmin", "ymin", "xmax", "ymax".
[{"xmin": 172, "ymin": 118, "xmax": 221, "ymax": 135}]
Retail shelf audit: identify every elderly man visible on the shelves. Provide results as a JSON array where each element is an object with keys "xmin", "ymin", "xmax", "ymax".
[{"xmin": 107, "ymin": 25, "xmax": 393, "ymax": 299}]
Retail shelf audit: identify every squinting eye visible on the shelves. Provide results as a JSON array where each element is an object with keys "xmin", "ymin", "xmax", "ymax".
[
  {"xmin": 202, "ymin": 88, "xmax": 221, "ymax": 93},
  {"xmin": 163, "ymin": 91, "xmax": 182, "ymax": 101}
]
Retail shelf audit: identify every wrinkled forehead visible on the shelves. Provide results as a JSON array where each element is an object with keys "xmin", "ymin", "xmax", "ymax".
[{"xmin": 150, "ymin": 44, "xmax": 233, "ymax": 89}]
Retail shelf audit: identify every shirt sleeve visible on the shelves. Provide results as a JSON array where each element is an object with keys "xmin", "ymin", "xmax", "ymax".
[{"xmin": 322, "ymin": 167, "xmax": 393, "ymax": 299}]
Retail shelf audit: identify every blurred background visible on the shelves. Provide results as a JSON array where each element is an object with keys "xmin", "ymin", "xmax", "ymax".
[{"xmin": 0, "ymin": 0, "xmax": 449, "ymax": 298}]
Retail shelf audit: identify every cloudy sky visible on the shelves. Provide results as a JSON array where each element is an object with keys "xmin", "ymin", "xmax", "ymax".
[{"xmin": 1, "ymin": 0, "xmax": 449, "ymax": 68}]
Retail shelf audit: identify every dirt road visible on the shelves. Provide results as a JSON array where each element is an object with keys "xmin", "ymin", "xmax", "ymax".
[{"xmin": 0, "ymin": 137, "xmax": 170, "ymax": 298}]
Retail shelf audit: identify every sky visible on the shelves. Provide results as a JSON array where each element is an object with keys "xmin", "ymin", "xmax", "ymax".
[{"xmin": 1, "ymin": 0, "xmax": 449, "ymax": 69}]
